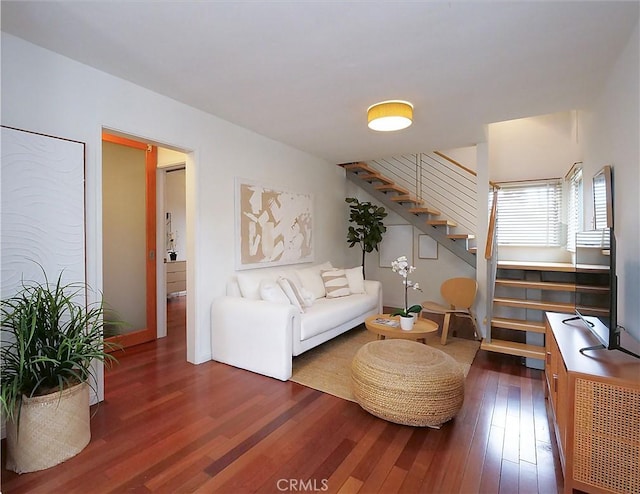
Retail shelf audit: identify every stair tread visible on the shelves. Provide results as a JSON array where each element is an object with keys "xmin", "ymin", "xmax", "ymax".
[
  {"xmin": 359, "ymin": 173, "xmax": 394, "ymax": 184},
  {"xmin": 448, "ymin": 233, "xmax": 475, "ymax": 240},
  {"xmin": 497, "ymin": 260, "xmax": 575, "ymax": 272},
  {"xmin": 427, "ymin": 219, "xmax": 457, "ymax": 227},
  {"xmin": 407, "ymin": 207, "xmax": 441, "ymax": 216},
  {"xmin": 493, "ymin": 297, "xmax": 609, "ymax": 316},
  {"xmin": 340, "ymin": 162, "xmax": 376, "ymax": 174},
  {"xmin": 376, "ymin": 184, "xmax": 410, "ymax": 194},
  {"xmin": 495, "ymin": 279, "xmax": 609, "ymax": 293},
  {"xmin": 493, "ymin": 297, "xmax": 574, "ymax": 312},
  {"xmin": 481, "ymin": 339, "xmax": 545, "ymax": 360},
  {"xmin": 390, "ymin": 195, "xmax": 423, "ymax": 205},
  {"xmin": 491, "ymin": 317, "xmax": 546, "ymax": 333}
]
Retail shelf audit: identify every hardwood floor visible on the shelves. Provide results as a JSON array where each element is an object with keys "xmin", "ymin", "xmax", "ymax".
[{"xmin": 1, "ymin": 296, "xmax": 564, "ymax": 493}]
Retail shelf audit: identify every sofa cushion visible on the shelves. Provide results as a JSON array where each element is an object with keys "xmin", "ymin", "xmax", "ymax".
[
  {"xmin": 277, "ymin": 277, "xmax": 305, "ymax": 312},
  {"xmin": 321, "ymin": 269, "xmax": 350, "ymax": 298},
  {"xmin": 259, "ymin": 279, "xmax": 290, "ymax": 305},
  {"xmin": 300, "ymin": 293, "xmax": 378, "ymax": 341},
  {"xmin": 294, "ymin": 261, "xmax": 333, "ymax": 300},
  {"xmin": 344, "ymin": 266, "xmax": 365, "ymax": 294},
  {"xmin": 237, "ymin": 271, "xmax": 270, "ymax": 300}
]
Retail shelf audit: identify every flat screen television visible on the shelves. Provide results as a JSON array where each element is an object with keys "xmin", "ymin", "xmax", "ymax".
[{"xmin": 569, "ymin": 228, "xmax": 639, "ymax": 359}]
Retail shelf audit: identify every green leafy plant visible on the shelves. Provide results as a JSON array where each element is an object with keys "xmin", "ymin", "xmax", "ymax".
[
  {"xmin": 0, "ymin": 270, "xmax": 120, "ymax": 423},
  {"xmin": 346, "ymin": 197, "xmax": 387, "ymax": 277},
  {"xmin": 389, "ymin": 255, "xmax": 423, "ymax": 317}
]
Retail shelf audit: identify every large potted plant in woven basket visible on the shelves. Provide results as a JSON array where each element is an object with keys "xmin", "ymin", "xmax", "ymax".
[{"xmin": 0, "ymin": 271, "xmax": 119, "ymax": 473}]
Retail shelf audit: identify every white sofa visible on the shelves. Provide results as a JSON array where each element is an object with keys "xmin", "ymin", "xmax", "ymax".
[{"xmin": 210, "ymin": 262, "xmax": 382, "ymax": 381}]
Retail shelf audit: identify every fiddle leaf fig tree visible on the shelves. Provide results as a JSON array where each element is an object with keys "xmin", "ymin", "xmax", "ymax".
[{"xmin": 346, "ymin": 197, "xmax": 387, "ymax": 277}]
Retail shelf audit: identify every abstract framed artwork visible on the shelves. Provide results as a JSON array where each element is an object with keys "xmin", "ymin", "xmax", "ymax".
[{"xmin": 236, "ymin": 179, "xmax": 313, "ymax": 269}]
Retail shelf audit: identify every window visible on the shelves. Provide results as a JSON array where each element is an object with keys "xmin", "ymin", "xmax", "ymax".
[
  {"xmin": 566, "ymin": 166, "xmax": 583, "ymax": 252},
  {"xmin": 495, "ymin": 179, "xmax": 562, "ymax": 246}
]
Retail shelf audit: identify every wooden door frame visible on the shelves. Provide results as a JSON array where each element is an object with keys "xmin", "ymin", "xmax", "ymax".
[{"xmin": 102, "ymin": 132, "xmax": 157, "ymax": 348}]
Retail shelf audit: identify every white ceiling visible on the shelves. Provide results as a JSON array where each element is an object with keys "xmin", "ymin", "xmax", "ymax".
[{"xmin": 2, "ymin": 1, "xmax": 638, "ymax": 163}]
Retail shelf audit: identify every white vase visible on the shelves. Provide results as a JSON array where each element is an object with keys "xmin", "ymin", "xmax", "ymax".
[{"xmin": 399, "ymin": 315, "xmax": 415, "ymax": 331}]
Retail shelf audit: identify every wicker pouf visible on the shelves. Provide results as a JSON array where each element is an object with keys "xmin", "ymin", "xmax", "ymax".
[{"xmin": 351, "ymin": 339, "xmax": 464, "ymax": 427}]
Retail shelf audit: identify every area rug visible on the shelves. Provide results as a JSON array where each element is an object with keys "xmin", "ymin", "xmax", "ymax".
[{"xmin": 290, "ymin": 325, "xmax": 480, "ymax": 402}]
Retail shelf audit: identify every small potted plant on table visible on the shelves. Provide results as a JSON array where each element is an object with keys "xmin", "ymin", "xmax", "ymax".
[{"xmin": 390, "ymin": 255, "xmax": 423, "ymax": 330}]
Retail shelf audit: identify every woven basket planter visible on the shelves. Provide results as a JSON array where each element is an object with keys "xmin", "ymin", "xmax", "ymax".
[
  {"xmin": 351, "ymin": 339, "xmax": 464, "ymax": 427},
  {"xmin": 6, "ymin": 382, "xmax": 91, "ymax": 474}
]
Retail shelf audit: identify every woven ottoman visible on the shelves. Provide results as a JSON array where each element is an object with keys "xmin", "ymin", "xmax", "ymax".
[{"xmin": 351, "ymin": 339, "xmax": 464, "ymax": 427}]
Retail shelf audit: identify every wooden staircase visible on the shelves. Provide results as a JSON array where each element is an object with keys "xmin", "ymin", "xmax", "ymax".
[
  {"xmin": 340, "ymin": 162, "xmax": 476, "ymax": 266},
  {"xmin": 481, "ymin": 260, "xmax": 609, "ymax": 361}
]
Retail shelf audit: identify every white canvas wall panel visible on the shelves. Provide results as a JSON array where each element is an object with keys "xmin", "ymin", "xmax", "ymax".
[{"xmin": 1, "ymin": 126, "xmax": 85, "ymax": 298}]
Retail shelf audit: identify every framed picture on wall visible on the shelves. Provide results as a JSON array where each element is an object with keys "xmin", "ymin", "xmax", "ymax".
[
  {"xmin": 235, "ymin": 178, "xmax": 314, "ymax": 270},
  {"xmin": 418, "ymin": 234, "xmax": 438, "ymax": 259}
]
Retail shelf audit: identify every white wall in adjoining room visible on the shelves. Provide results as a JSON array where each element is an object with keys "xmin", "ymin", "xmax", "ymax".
[
  {"xmin": 165, "ymin": 169, "xmax": 187, "ymax": 262},
  {"xmin": 1, "ymin": 33, "xmax": 350, "ymax": 395},
  {"xmin": 579, "ymin": 21, "xmax": 640, "ymax": 343},
  {"xmin": 488, "ymin": 111, "xmax": 581, "ymax": 183}
]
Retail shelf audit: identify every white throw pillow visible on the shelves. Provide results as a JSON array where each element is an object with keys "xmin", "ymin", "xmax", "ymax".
[
  {"xmin": 294, "ymin": 261, "xmax": 333, "ymax": 300},
  {"xmin": 321, "ymin": 269, "xmax": 351, "ymax": 298},
  {"xmin": 236, "ymin": 272, "xmax": 265, "ymax": 300},
  {"xmin": 259, "ymin": 279, "xmax": 290, "ymax": 305},
  {"xmin": 298, "ymin": 286, "xmax": 315, "ymax": 308},
  {"xmin": 344, "ymin": 266, "xmax": 366, "ymax": 294},
  {"xmin": 277, "ymin": 277, "xmax": 305, "ymax": 312}
]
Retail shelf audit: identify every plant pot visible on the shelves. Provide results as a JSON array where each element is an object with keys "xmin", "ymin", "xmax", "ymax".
[
  {"xmin": 169, "ymin": 252, "xmax": 177, "ymax": 261},
  {"xmin": 6, "ymin": 382, "xmax": 91, "ymax": 474},
  {"xmin": 399, "ymin": 315, "xmax": 415, "ymax": 331}
]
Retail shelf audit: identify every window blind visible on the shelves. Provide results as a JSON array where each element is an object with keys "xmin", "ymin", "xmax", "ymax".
[{"xmin": 496, "ymin": 179, "xmax": 562, "ymax": 246}]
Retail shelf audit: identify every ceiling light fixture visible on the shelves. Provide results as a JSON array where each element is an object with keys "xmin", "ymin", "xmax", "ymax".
[{"xmin": 367, "ymin": 100, "xmax": 413, "ymax": 132}]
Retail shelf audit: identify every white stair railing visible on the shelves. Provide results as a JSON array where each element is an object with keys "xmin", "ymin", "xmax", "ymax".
[{"xmin": 368, "ymin": 152, "xmax": 477, "ymax": 234}]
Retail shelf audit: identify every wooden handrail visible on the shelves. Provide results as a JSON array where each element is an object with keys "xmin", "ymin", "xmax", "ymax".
[
  {"xmin": 485, "ymin": 186, "xmax": 499, "ymax": 260},
  {"xmin": 434, "ymin": 151, "xmax": 499, "ymax": 188}
]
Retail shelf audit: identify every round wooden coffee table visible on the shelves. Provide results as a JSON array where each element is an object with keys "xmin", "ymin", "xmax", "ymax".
[{"xmin": 365, "ymin": 314, "xmax": 438, "ymax": 344}]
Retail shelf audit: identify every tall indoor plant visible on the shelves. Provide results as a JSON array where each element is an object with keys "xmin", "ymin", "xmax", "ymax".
[
  {"xmin": 345, "ymin": 197, "xmax": 387, "ymax": 278},
  {"xmin": 0, "ymin": 270, "xmax": 119, "ymax": 473}
]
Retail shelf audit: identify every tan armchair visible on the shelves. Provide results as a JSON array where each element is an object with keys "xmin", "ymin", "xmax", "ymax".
[{"xmin": 422, "ymin": 277, "xmax": 478, "ymax": 345}]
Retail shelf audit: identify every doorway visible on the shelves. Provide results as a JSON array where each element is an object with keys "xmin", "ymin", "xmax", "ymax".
[
  {"xmin": 157, "ymin": 151, "xmax": 188, "ymax": 340},
  {"xmin": 102, "ymin": 132, "xmax": 157, "ymax": 348}
]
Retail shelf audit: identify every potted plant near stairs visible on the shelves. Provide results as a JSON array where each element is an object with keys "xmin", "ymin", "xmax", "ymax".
[
  {"xmin": 345, "ymin": 197, "xmax": 387, "ymax": 278},
  {"xmin": 0, "ymin": 271, "xmax": 119, "ymax": 473}
]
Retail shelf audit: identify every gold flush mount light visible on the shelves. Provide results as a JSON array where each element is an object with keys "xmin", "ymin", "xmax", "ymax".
[{"xmin": 367, "ymin": 100, "xmax": 414, "ymax": 131}]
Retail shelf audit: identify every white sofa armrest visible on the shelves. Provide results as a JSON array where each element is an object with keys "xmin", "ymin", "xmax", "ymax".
[
  {"xmin": 364, "ymin": 279, "xmax": 383, "ymax": 314},
  {"xmin": 211, "ymin": 296, "xmax": 299, "ymax": 381}
]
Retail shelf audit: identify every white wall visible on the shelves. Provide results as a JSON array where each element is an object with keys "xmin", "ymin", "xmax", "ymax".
[
  {"xmin": 165, "ymin": 169, "xmax": 187, "ymax": 262},
  {"xmin": 1, "ymin": 34, "xmax": 350, "ymax": 397},
  {"xmin": 580, "ymin": 22, "xmax": 640, "ymax": 342},
  {"xmin": 489, "ymin": 111, "xmax": 580, "ymax": 182},
  {"xmin": 438, "ymin": 145, "xmax": 478, "ymax": 171}
]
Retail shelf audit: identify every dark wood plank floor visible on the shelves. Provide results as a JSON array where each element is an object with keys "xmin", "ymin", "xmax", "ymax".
[{"xmin": 1, "ymin": 296, "xmax": 564, "ymax": 493}]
